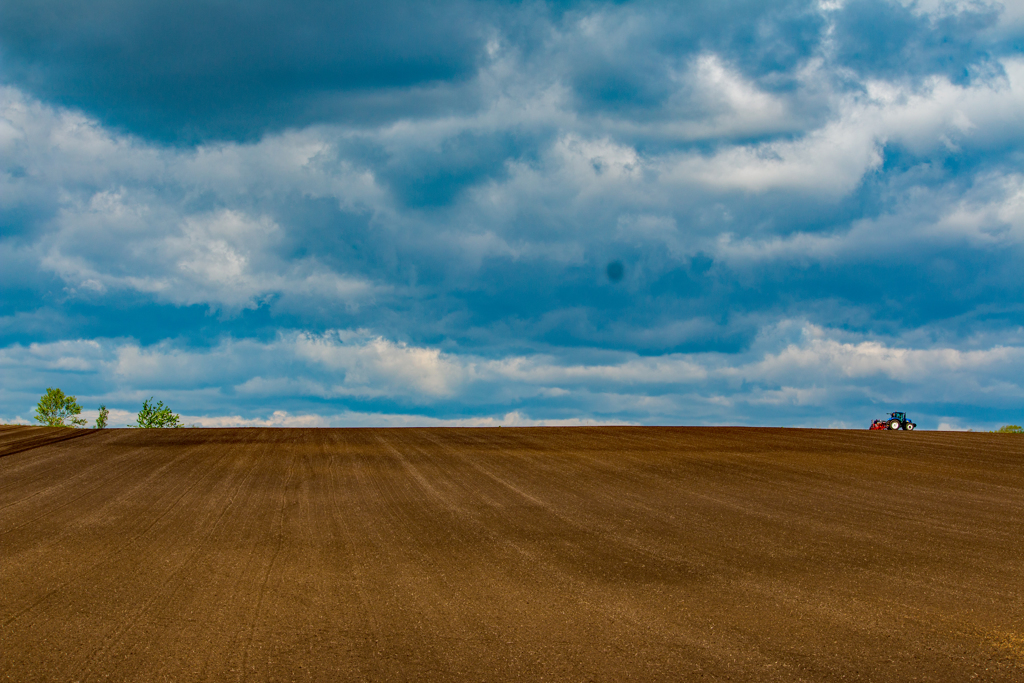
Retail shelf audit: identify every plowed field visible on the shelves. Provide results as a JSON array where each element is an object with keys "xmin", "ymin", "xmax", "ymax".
[{"xmin": 2, "ymin": 426, "xmax": 1022, "ymax": 681}]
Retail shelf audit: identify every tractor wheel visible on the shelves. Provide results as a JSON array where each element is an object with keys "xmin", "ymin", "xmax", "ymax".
[
  {"xmin": 905, "ymin": 422, "xmax": 915, "ymax": 431},
  {"xmin": 888, "ymin": 419, "xmax": 901, "ymax": 430}
]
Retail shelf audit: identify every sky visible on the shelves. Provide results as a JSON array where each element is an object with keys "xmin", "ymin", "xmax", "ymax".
[{"xmin": 2, "ymin": 0, "xmax": 1024, "ymax": 429}]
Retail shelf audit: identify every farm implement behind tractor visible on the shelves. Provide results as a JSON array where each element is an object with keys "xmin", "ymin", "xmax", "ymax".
[{"xmin": 870, "ymin": 411, "xmax": 917, "ymax": 431}]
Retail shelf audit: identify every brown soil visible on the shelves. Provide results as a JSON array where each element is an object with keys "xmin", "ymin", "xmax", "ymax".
[
  {"xmin": 1, "ymin": 426, "xmax": 1022, "ymax": 681},
  {"xmin": 0, "ymin": 424, "xmax": 96, "ymax": 457}
]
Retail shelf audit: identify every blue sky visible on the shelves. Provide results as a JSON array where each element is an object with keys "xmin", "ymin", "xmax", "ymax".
[{"xmin": 2, "ymin": 0, "xmax": 1023, "ymax": 429}]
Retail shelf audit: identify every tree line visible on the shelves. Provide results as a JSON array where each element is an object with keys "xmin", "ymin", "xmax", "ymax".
[{"xmin": 33, "ymin": 388, "xmax": 183, "ymax": 428}]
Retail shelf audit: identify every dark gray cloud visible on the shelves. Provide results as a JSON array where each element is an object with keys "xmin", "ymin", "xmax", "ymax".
[
  {"xmin": 0, "ymin": 0, "xmax": 487, "ymax": 142},
  {"xmin": 4, "ymin": 0, "xmax": 1007, "ymax": 145}
]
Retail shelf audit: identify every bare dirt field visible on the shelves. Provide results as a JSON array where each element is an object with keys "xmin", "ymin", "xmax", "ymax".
[{"xmin": 1, "ymin": 426, "xmax": 1022, "ymax": 681}]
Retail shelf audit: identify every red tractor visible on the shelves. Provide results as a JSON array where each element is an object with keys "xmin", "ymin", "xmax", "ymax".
[{"xmin": 870, "ymin": 411, "xmax": 916, "ymax": 431}]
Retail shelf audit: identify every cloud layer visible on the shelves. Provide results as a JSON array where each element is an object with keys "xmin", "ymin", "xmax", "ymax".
[
  {"xmin": 2, "ymin": 0, "xmax": 1023, "ymax": 428},
  {"xmin": 4, "ymin": 323, "xmax": 1023, "ymax": 429}
]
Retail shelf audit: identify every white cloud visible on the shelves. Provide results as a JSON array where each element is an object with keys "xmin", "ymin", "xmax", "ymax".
[
  {"xmin": 3, "ymin": 323, "xmax": 1023, "ymax": 427},
  {"xmin": 742, "ymin": 386, "xmax": 831, "ymax": 407},
  {"xmin": 662, "ymin": 116, "xmax": 883, "ymax": 195},
  {"xmin": 0, "ymin": 88, "xmax": 385, "ymax": 313},
  {"xmin": 0, "ymin": 339, "xmax": 107, "ymax": 374},
  {"xmin": 41, "ymin": 198, "xmax": 376, "ymax": 312},
  {"xmin": 478, "ymin": 353, "xmax": 708, "ymax": 385},
  {"xmin": 294, "ymin": 331, "xmax": 467, "ymax": 398},
  {"xmin": 184, "ymin": 410, "xmax": 331, "ymax": 428},
  {"xmin": 175, "ymin": 132, "xmax": 388, "ymax": 212},
  {"xmin": 929, "ymin": 173, "xmax": 1024, "ymax": 244},
  {"xmin": 708, "ymin": 169, "xmax": 1024, "ymax": 270},
  {"xmin": 181, "ymin": 409, "xmax": 631, "ymax": 428},
  {"xmin": 652, "ymin": 53, "xmax": 795, "ymax": 140},
  {"xmin": 728, "ymin": 324, "xmax": 1024, "ymax": 397},
  {"xmin": 659, "ymin": 59, "xmax": 1024, "ymax": 195}
]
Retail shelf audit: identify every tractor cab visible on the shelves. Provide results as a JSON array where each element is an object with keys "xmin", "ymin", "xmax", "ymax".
[{"xmin": 890, "ymin": 411, "xmax": 907, "ymax": 422}]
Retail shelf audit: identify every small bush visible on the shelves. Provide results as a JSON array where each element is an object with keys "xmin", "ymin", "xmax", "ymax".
[
  {"xmin": 993, "ymin": 425, "xmax": 1024, "ymax": 433},
  {"xmin": 133, "ymin": 398, "xmax": 183, "ymax": 429},
  {"xmin": 34, "ymin": 388, "xmax": 86, "ymax": 428},
  {"xmin": 95, "ymin": 405, "xmax": 109, "ymax": 429}
]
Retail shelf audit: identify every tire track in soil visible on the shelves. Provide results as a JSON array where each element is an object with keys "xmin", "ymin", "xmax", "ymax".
[
  {"xmin": 367, "ymin": 431, "xmax": 678, "ymax": 678},
  {"xmin": 99, "ymin": 431, "xmax": 287, "ymax": 682},
  {"xmin": 369, "ymin": 431, "xmax": 545, "ymax": 679},
  {"xmin": 1, "ymin": 434, "xmax": 258, "ymax": 681},
  {"xmin": 76, "ymin": 435, "xmax": 269, "ymax": 682},
  {"xmin": 0, "ymin": 430, "xmax": 202, "ymax": 536},
  {"xmin": 0, "ymin": 432, "xmax": 209, "ymax": 627},
  {"xmin": 316, "ymin": 431, "xmax": 393, "ymax": 679},
  {"xmin": 268, "ymin": 435, "xmax": 365, "ymax": 680},
  {"xmin": 421, "ymin": 423, "xmax": 1024, "ymax": 679},
  {"xmin": 420, "ymin": 429, "xmax": 747, "ymax": 679},
  {"xmin": 184, "ymin": 433, "xmax": 294, "ymax": 682},
  {"xmin": 0, "ymin": 426, "xmax": 96, "ymax": 459},
  {"xmin": 236, "ymin": 438, "xmax": 296, "ymax": 681}
]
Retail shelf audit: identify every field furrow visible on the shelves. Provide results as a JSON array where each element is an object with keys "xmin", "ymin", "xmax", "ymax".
[{"xmin": 1, "ymin": 426, "xmax": 1022, "ymax": 681}]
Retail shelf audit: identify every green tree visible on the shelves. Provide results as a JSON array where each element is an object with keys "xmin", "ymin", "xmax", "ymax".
[
  {"xmin": 34, "ymin": 388, "xmax": 87, "ymax": 428},
  {"xmin": 133, "ymin": 398, "xmax": 183, "ymax": 428},
  {"xmin": 993, "ymin": 425, "xmax": 1023, "ymax": 433},
  {"xmin": 95, "ymin": 405, "xmax": 109, "ymax": 429}
]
